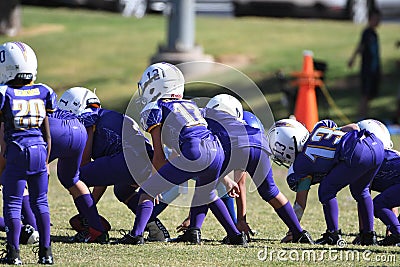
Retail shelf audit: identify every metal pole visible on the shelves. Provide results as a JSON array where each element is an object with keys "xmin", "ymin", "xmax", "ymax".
[
  {"xmin": 151, "ymin": 0, "xmax": 213, "ymax": 65},
  {"xmin": 167, "ymin": 0, "xmax": 195, "ymax": 52}
]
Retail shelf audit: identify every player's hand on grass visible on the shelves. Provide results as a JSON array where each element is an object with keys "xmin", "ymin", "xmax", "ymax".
[
  {"xmin": 236, "ymin": 219, "xmax": 256, "ymax": 241},
  {"xmin": 176, "ymin": 216, "xmax": 190, "ymax": 233}
]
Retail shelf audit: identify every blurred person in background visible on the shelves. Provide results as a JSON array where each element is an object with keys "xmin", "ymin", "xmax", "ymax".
[{"xmin": 348, "ymin": 8, "xmax": 382, "ymax": 119}]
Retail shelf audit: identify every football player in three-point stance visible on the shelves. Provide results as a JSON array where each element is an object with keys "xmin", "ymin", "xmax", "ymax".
[
  {"xmin": 47, "ymin": 101, "xmax": 109, "ymax": 244},
  {"xmin": 279, "ymin": 118, "xmax": 400, "ymax": 247},
  {"xmin": 202, "ymin": 94, "xmax": 313, "ymax": 244},
  {"xmin": 58, "ymin": 86, "xmax": 170, "ymax": 242},
  {"xmin": 114, "ymin": 62, "xmax": 246, "ymax": 245},
  {"xmin": 268, "ymin": 118, "xmax": 384, "ymax": 246}
]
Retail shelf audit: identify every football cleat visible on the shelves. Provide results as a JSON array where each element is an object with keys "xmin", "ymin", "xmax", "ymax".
[
  {"xmin": 360, "ymin": 231, "xmax": 377, "ymax": 246},
  {"xmin": 172, "ymin": 228, "xmax": 201, "ymax": 245},
  {"xmin": 112, "ymin": 230, "xmax": 144, "ymax": 245},
  {"xmin": 378, "ymin": 234, "xmax": 400, "ymax": 246},
  {"xmin": 20, "ymin": 224, "xmax": 39, "ymax": 245},
  {"xmin": 352, "ymin": 233, "xmax": 361, "ymax": 245},
  {"xmin": 292, "ymin": 230, "xmax": 314, "ymax": 244},
  {"xmin": 37, "ymin": 246, "xmax": 53, "ymax": 265},
  {"xmin": 0, "ymin": 244, "xmax": 22, "ymax": 265},
  {"xmin": 69, "ymin": 214, "xmax": 111, "ymax": 233},
  {"xmin": 222, "ymin": 232, "xmax": 248, "ymax": 247},
  {"xmin": 70, "ymin": 227, "xmax": 109, "ymax": 244},
  {"xmin": 145, "ymin": 218, "xmax": 171, "ymax": 242},
  {"xmin": 280, "ymin": 231, "xmax": 293, "ymax": 243},
  {"xmin": 315, "ymin": 229, "xmax": 344, "ymax": 245}
]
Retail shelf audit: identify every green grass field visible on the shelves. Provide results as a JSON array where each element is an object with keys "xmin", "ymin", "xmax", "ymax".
[
  {"xmin": 0, "ymin": 5, "xmax": 400, "ymax": 266},
  {"xmin": 1, "ymin": 6, "xmax": 400, "ymax": 121}
]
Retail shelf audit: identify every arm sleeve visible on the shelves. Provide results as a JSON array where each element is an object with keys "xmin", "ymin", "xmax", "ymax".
[
  {"xmin": 140, "ymin": 102, "xmax": 162, "ymax": 133},
  {"xmin": 42, "ymin": 84, "xmax": 57, "ymax": 113}
]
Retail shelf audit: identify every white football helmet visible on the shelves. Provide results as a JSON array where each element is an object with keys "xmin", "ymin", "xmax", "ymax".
[
  {"xmin": 137, "ymin": 62, "xmax": 184, "ymax": 106},
  {"xmin": 0, "ymin": 42, "xmax": 38, "ymax": 84},
  {"xmin": 58, "ymin": 87, "xmax": 101, "ymax": 115},
  {"xmin": 358, "ymin": 119, "xmax": 393, "ymax": 149},
  {"xmin": 267, "ymin": 118, "xmax": 309, "ymax": 167},
  {"xmin": 205, "ymin": 94, "xmax": 243, "ymax": 120}
]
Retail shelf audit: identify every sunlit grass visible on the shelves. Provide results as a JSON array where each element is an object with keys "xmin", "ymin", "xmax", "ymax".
[{"xmin": 0, "ymin": 6, "xmax": 399, "ymax": 266}]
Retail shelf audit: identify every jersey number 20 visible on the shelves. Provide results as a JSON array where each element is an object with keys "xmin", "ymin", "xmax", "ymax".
[{"xmin": 12, "ymin": 99, "xmax": 46, "ymax": 130}]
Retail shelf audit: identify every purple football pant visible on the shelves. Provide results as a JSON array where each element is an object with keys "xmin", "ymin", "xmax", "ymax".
[
  {"xmin": 2, "ymin": 143, "xmax": 51, "ymax": 249},
  {"xmin": 374, "ymin": 183, "xmax": 400, "ymax": 235},
  {"xmin": 80, "ymin": 151, "xmax": 152, "ymax": 187},
  {"xmin": 49, "ymin": 118, "xmax": 87, "ymax": 189},
  {"xmin": 133, "ymin": 138, "xmax": 239, "ymax": 237},
  {"xmin": 318, "ymin": 134, "xmax": 384, "ymax": 232}
]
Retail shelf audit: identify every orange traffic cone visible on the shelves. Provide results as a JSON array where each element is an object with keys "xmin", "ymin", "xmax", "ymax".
[{"xmin": 292, "ymin": 50, "xmax": 320, "ymax": 131}]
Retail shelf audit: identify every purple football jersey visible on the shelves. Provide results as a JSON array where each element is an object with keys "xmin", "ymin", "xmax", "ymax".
[
  {"xmin": 48, "ymin": 108, "xmax": 77, "ymax": 120},
  {"xmin": 140, "ymin": 99, "xmax": 210, "ymax": 151},
  {"xmin": 203, "ymin": 108, "xmax": 269, "ymax": 153},
  {"xmin": 371, "ymin": 149, "xmax": 400, "ymax": 192},
  {"xmin": 290, "ymin": 120, "xmax": 368, "ymax": 184},
  {"xmin": 79, "ymin": 107, "xmax": 151, "ymax": 159},
  {"xmin": 0, "ymin": 83, "xmax": 56, "ymax": 146}
]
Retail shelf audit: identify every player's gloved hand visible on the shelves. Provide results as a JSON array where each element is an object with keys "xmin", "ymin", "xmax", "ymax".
[
  {"xmin": 236, "ymin": 219, "xmax": 256, "ymax": 241},
  {"xmin": 281, "ymin": 231, "xmax": 293, "ymax": 243},
  {"xmin": 176, "ymin": 216, "xmax": 190, "ymax": 233}
]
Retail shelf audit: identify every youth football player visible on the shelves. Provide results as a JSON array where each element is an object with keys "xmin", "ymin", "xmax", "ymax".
[
  {"xmin": 268, "ymin": 118, "xmax": 384, "ymax": 246},
  {"xmin": 0, "ymin": 42, "xmax": 56, "ymax": 264},
  {"xmin": 114, "ymin": 62, "xmax": 246, "ymax": 245}
]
